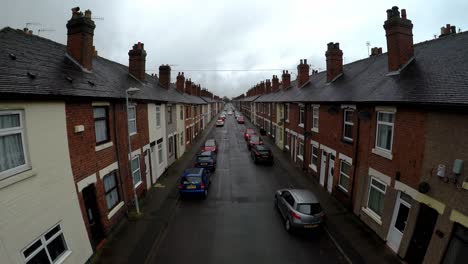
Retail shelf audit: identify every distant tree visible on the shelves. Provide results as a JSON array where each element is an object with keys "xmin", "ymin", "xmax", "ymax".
[{"xmin": 222, "ymin": 96, "xmax": 231, "ymax": 103}]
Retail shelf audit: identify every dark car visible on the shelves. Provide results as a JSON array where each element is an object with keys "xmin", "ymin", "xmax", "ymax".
[
  {"xmin": 178, "ymin": 168, "xmax": 211, "ymax": 199},
  {"xmin": 251, "ymin": 144, "xmax": 273, "ymax": 165},
  {"xmin": 247, "ymin": 135, "xmax": 263, "ymax": 150},
  {"xmin": 202, "ymin": 139, "xmax": 217, "ymax": 153},
  {"xmin": 244, "ymin": 128, "xmax": 256, "ymax": 141},
  {"xmin": 237, "ymin": 116, "xmax": 245, "ymax": 124},
  {"xmin": 195, "ymin": 151, "xmax": 217, "ymax": 171}
]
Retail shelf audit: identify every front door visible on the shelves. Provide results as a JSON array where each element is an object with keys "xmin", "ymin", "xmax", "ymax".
[
  {"xmin": 150, "ymin": 145, "xmax": 157, "ymax": 184},
  {"xmin": 82, "ymin": 184, "xmax": 104, "ymax": 248},
  {"xmin": 174, "ymin": 136, "xmax": 178, "ymax": 159},
  {"xmin": 320, "ymin": 151, "xmax": 327, "ymax": 187},
  {"xmin": 144, "ymin": 150, "xmax": 151, "ymax": 189},
  {"xmin": 387, "ymin": 192, "xmax": 412, "ymax": 253},
  {"xmin": 405, "ymin": 204, "xmax": 438, "ymax": 264},
  {"xmin": 327, "ymin": 153, "xmax": 335, "ymax": 193}
]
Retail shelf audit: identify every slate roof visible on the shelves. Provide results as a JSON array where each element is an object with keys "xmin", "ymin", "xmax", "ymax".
[
  {"xmin": 0, "ymin": 27, "xmax": 209, "ymax": 104},
  {"xmin": 243, "ymin": 31, "xmax": 468, "ymax": 106}
]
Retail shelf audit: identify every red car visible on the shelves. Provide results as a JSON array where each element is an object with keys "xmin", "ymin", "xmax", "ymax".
[
  {"xmin": 202, "ymin": 139, "xmax": 217, "ymax": 153},
  {"xmin": 237, "ymin": 116, "xmax": 245, "ymax": 124},
  {"xmin": 244, "ymin": 128, "xmax": 256, "ymax": 141},
  {"xmin": 247, "ymin": 135, "xmax": 263, "ymax": 150}
]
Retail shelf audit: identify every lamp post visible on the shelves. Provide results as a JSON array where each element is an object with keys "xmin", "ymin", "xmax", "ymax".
[{"xmin": 126, "ymin": 87, "xmax": 141, "ymax": 215}]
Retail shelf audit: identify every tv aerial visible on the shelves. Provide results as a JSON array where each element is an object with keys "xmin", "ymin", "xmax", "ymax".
[{"xmin": 38, "ymin": 28, "xmax": 56, "ymax": 36}]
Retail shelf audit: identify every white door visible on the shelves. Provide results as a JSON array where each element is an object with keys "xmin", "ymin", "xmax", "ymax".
[
  {"xmin": 387, "ymin": 192, "xmax": 412, "ymax": 253},
  {"xmin": 144, "ymin": 150, "xmax": 151, "ymax": 189},
  {"xmin": 150, "ymin": 145, "xmax": 157, "ymax": 184},
  {"xmin": 320, "ymin": 151, "xmax": 327, "ymax": 187},
  {"xmin": 327, "ymin": 153, "xmax": 335, "ymax": 193}
]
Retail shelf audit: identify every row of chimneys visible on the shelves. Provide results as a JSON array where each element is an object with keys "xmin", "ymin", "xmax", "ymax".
[
  {"xmin": 64, "ymin": 7, "xmax": 216, "ymax": 98},
  {"xmin": 245, "ymin": 6, "xmax": 458, "ymax": 97}
]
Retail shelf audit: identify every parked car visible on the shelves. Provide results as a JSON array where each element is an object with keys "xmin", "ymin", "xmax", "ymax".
[
  {"xmin": 251, "ymin": 144, "xmax": 273, "ymax": 165},
  {"xmin": 195, "ymin": 151, "xmax": 217, "ymax": 171},
  {"xmin": 202, "ymin": 139, "xmax": 217, "ymax": 153},
  {"xmin": 220, "ymin": 114, "xmax": 226, "ymax": 121},
  {"xmin": 274, "ymin": 189, "xmax": 326, "ymax": 232},
  {"xmin": 178, "ymin": 168, "xmax": 211, "ymax": 199},
  {"xmin": 216, "ymin": 118, "xmax": 225, "ymax": 127},
  {"xmin": 237, "ymin": 116, "xmax": 245, "ymax": 124},
  {"xmin": 227, "ymin": 111, "xmax": 233, "ymax": 115},
  {"xmin": 247, "ymin": 135, "xmax": 263, "ymax": 150},
  {"xmin": 244, "ymin": 128, "xmax": 256, "ymax": 141}
]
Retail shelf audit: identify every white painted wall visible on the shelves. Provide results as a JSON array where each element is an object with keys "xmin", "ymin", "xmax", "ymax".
[
  {"xmin": 147, "ymin": 103, "xmax": 167, "ymax": 183},
  {"xmin": 0, "ymin": 102, "xmax": 92, "ymax": 264},
  {"xmin": 176, "ymin": 104, "xmax": 186, "ymax": 157}
]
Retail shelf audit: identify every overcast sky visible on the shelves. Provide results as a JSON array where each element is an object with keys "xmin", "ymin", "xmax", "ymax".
[{"xmin": 1, "ymin": 0, "xmax": 467, "ymax": 98}]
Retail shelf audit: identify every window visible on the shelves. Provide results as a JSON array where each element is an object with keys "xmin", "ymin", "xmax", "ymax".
[
  {"xmin": 22, "ymin": 224, "xmax": 68, "ymax": 263},
  {"xmin": 299, "ymin": 105, "xmax": 305, "ymax": 126},
  {"xmin": 366, "ymin": 177, "xmax": 387, "ymax": 218},
  {"xmin": 310, "ymin": 145, "xmax": 318, "ymax": 170},
  {"xmin": 103, "ymin": 171, "xmax": 119, "ymax": 210},
  {"xmin": 157, "ymin": 143, "xmax": 163, "ymax": 164},
  {"xmin": 94, "ymin": 107, "xmax": 109, "ymax": 144},
  {"xmin": 285, "ymin": 104, "xmax": 289, "ymax": 122},
  {"xmin": 376, "ymin": 112, "xmax": 395, "ymax": 151},
  {"xmin": 338, "ymin": 160, "xmax": 351, "ymax": 192},
  {"xmin": 268, "ymin": 104, "xmax": 271, "ymax": 116},
  {"xmin": 343, "ymin": 109, "xmax": 354, "ymax": 141},
  {"xmin": 128, "ymin": 105, "xmax": 137, "ymax": 135},
  {"xmin": 168, "ymin": 136, "xmax": 173, "ymax": 155},
  {"xmin": 312, "ymin": 106, "xmax": 319, "ymax": 132},
  {"xmin": 0, "ymin": 111, "xmax": 29, "ymax": 180},
  {"xmin": 167, "ymin": 106, "xmax": 173, "ymax": 124},
  {"xmin": 131, "ymin": 156, "xmax": 141, "ymax": 186},
  {"xmin": 185, "ymin": 106, "xmax": 189, "ymax": 119},
  {"xmin": 156, "ymin": 106, "xmax": 161, "ymax": 127},
  {"xmin": 180, "ymin": 106, "xmax": 183, "ymax": 120},
  {"xmin": 298, "ymin": 142, "xmax": 304, "ymax": 159}
]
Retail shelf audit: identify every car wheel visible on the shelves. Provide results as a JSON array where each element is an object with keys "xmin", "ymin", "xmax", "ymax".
[{"xmin": 285, "ymin": 219, "xmax": 291, "ymax": 232}]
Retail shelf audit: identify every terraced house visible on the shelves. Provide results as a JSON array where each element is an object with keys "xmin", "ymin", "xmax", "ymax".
[
  {"xmin": 0, "ymin": 6, "xmax": 221, "ymax": 263},
  {"xmin": 235, "ymin": 6, "xmax": 468, "ymax": 263}
]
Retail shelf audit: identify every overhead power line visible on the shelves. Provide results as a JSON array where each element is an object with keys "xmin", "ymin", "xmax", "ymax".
[{"xmin": 147, "ymin": 68, "xmax": 296, "ymax": 72}]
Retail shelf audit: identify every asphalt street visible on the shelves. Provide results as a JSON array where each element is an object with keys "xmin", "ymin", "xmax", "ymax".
[{"xmin": 148, "ymin": 110, "xmax": 345, "ymax": 264}]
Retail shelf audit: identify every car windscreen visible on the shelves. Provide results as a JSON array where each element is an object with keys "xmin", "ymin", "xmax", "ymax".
[
  {"xmin": 297, "ymin": 203, "xmax": 322, "ymax": 215},
  {"xmin": 258, "ymin": 149, "xmax": 270, "ymax": 155},
  {"xmin": 182, "ymin": 176, "xmax": 201, "ymax": 184},
  {"xmin": 247, "ymin": 129, "xmax": 255, "ymax": 134},
  {"xmin": 250, "ymin": 136, "xmax": 259, "ymax": 142},
  {"xmin": 197, "ymin": 156, "xmax": 212, "ymax": 162},
  {"xmin": 205, "ymin": 141, "xmax": 215, "ymax": 147}
]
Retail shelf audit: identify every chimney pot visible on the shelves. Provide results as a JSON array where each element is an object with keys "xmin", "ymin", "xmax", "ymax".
[{"xmin": 401, "ymin": 9, "xmax": 407, "ymax": 19}]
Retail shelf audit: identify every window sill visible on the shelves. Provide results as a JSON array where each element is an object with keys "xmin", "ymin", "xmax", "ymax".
[
  {"xmin": 134, "ymin": 181, "xmax": 143, "ymax": 189},
  {"xmin": 107, "ymin": 201, "xmax": 124, "ymax": 219},
  {"xmin": 55, "ymin": 250, "xmax": 72, "ymax": 264},
  {"xmin": 130, "ymin": 132, "xmax": 137, "ymax": 137},
  {"xmin": 342, "ymin": 138, "xmax": 353, "ymax": 145},
  {"xmin": 372, "ymin": 148, "xmax": 393, "ymax": 160},
  {"xmin": 298, "ymin": 124, "xmax": 304, "ymax": 128},
  {"xmin": 0, "ymin": 168, "xmax": 37, "ymax": 190},
  {"xmin": 361, "ymin": 207, "xmax": 382, "ymax": 225},
  {"xmin": 297, "ymin": 155, "xmax": 304, "ymax": 161},
  {"xmin": 311, "ymin": 128, "xmax": 319, "ymax": 133},
  {"xmin": 309, "ymin": 164, "xmax": 317, "ymax": 172},
  {"xmin": 285, "ymin": 145, "xmax": 290, "ymax": 150},
  {"xmin": 337, "ymin": 185, "xmax": 349, "ymax": 195},
  {"xmin": 95, "ymin": 142, "xmax": 113, "ymax": 152}
]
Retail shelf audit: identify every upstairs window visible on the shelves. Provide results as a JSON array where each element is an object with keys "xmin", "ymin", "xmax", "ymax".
[
  {"xmin": 343, "ymin": 109, "xmax": 354, "ymax": 142},
  {"xmin": 285, "ymin": 104, "xmax": 290, "ymax": 122},
  {"xmin": 180, "ymin": 106, "xmax": 183, "ymax": 120},
  {"xmin": 0, "ymin": 111, "xmax": 29, "ymax": 180},
  {"xmin": 376, "ymin": 112, "xmax": 395, "ymax": 151},
  {"xmin": 128, "ymin": 105, "xmax": 137, "ymax": 135},
  {"xmin": 299, "ymin": 105, "xmax": 305, "ymax": 127},
  {"xmin": 94, "ymin": 107, "xmax": 109, "ymax": 145},
  {"xmin": 167, "ymin": 106, "xmax": 173, "ymax": 124},
  {"xmin": 312, "ymin": 106, "xmax": 319, "ymax": 132},
  {"xmin": 156, "ymin": 105, "xmax": 161, "ymax": 127}
]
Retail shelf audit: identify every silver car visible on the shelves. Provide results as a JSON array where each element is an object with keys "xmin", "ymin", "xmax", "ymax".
[{"xmin": 274, "ymin": 189, "xmax": 326, "ymax": 232}]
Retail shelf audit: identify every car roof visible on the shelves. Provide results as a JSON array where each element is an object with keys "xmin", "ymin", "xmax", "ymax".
[
  {"xmin": 205, "ymin": 139, "xmax": 216, "ymax": 144},
  {"xmin": 198, "ymin": 151, "xmax": 213, "ymax": 156},
  {"xmin": 288, "ymin": 189, "xmax": 319, "ymax": 203},
  {"xmin": 183, "ymin": 168, "xmax": 203, "ymax": 176}
]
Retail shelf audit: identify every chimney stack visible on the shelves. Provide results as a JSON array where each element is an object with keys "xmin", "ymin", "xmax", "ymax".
[
  {"xmin": 281, "ymin": 70, "xmax": 291, "ymax": 89},
  {"xmin": 128, "ymin": 42, "xmax": 147, "ymax": 81},
  {"xmin": 265, "ymin": 79, "xmax": 271, "ymax": 94},
  {"xmin": 370, "ymin": 47, "xmax": 383, "ymax": 57},
  {"xmin": 325, "ymin": 42, "xmax": 343, "ymax": 82},
  {"xmin": 196, "ymin": 85, "xmax": 201, "ymax": 97},
  {"xmin": 272, "ymin": 75, "xmax": 279, "ymax": 92},
  {"xmin": 297, "ymin": 59, "xmax": 310, "ymax": 87},
  {"xmin": 176, "ymin": 72, "xmax": 185, "ymax": 93},
  {"xmin": 191, "ymin": 83, "xmax": 197, "ymax": 96},
  {"xmin": 66, "ymin": 7, "xmax": 96, "ymax": 70},
  {"xmin": 384, "ymin": 6, "xmax": 414, "ymax": 72},
  {"xmin": 185, "ymin": 78, "xmax": 192, "ymax": 95},
  {"xmin": 159, "ymin": 64, "xmax": 171, "ymax": 89},
  {"xmin": 260, "ymin": 82, "xmax": 266, "ymax": 95}
]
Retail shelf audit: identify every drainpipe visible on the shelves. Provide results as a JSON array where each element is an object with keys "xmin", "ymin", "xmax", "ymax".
[
  {"xmin": 113, "ymin": 102, "xmax": 129, "ymax": 215},
  {"xmin": 349, "ymin": 110, "xmax": 361, "ymax": 210},
  {"xmin": 302, "ymin": 103, "xmax": 308, "ymax": 171}
]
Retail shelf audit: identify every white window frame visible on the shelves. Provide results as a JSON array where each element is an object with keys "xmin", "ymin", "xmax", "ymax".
[
  {"xmin": 375, "ymin": 111, "xmax": 395, "ymax": 153},
  {"xmin": 268, "ymin": 103, "xmax": 271, "ymax": 116},
  {"xmin": 297, "ymin": 141, "xmax": 304, "ymax": 160},
  {"xmin": 0, "ymin": 110, "xmax": 30, "ymax": 180},
  {"xmin": 103, "ymin": 171, "xmax": 120, "ymax": 210},
  {"xmin": 128, "ymin": 105, "xmax": 137, "ymax": 135},
  {"xmin": 299, "ymin": 105, "xmax": 305, "ymax": 127},
  {"xmin": 366, "ymin": 176, "xmax": 387, "ymax": 219},
  {"xmin": 155, "ymin": 105, "xmax": 161, "ymax": 127},
  {"xmin": 338, "ymin": 160, "xmax": 351, "ymax": 192},
  {"xmin": 131, "ymin": 155, "xmax": 142, "ymax": 187},
  {"xmin": 157, "ymin": 143, "xmax": 163, "ymax": 164},
  {"xmin": 22, "ymin": 224, "xmax": 70, "ymax": 263},
  {"xmin": 167, "ymin": 105, "xmax": 173, "ymax": 124},
  {"xmin": 312, "ymin": 105, "xmax": 319, "ymax": 132},
  {"xmin": 310, "ymin": 143, "xmax": 319, "ymax": 171},
  {"xmin": 343, "ymin": 109, "xmax": 354, "ymax": 142}
]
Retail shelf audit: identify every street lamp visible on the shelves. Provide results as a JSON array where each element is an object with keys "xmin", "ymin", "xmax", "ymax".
[{"xmin": 126, "ymin": 87, "xmax": 141, "ymax": 215}]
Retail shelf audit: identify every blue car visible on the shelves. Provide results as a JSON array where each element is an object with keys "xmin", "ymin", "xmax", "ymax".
[
  {"xmin": 178, "ymin": 168, "xmax": 211, "ymax": 199},
  {"xmin": 195, "ymin": 151, "xmax": 217, "ymax": 172}
]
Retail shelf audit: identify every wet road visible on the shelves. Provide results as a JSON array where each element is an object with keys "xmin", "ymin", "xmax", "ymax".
[{"xmin": 149, "ymin": 111, "xmax": 344, "ymax": 264}]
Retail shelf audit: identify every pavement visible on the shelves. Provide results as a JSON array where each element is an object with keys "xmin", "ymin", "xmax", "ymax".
[{"xmin": 96, "ymin": 109, "xmax": 402, "ymax": 264}]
